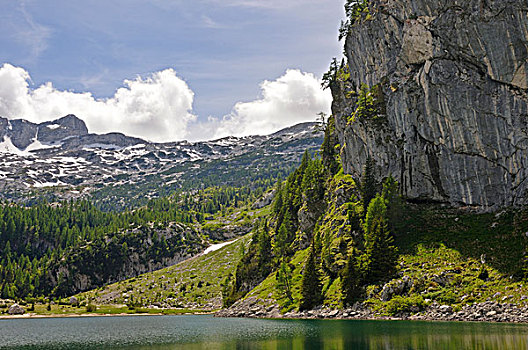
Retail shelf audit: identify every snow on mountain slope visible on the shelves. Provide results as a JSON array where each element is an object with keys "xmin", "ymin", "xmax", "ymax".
[{"xmin": 0, "ymin": 114, "xmax": 324, "ymax": 207}]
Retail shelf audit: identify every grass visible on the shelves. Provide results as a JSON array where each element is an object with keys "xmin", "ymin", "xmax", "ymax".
[
  {"xmin": 247, "ymin": 248, "xmax": 310, "ymax": 313},
  {"xmin": 393, "ymin": 204, "xmax": 528, "ymax": 277},
  {"xmin": 76, "ymin": 233, "xmax": 252, "ymax": 311},
  {"xmin": 366, "ymin": 243, "xmax": 528, "ymax": 316},
  {"xmin": 366, "ymin": 204, "xmax": 528, "ymax": 316}
]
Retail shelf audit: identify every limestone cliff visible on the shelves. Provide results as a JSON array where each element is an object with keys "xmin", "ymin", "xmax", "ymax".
[{"xmin": 332, "ymin": 0, "xmax": 528, "ymax": 209}]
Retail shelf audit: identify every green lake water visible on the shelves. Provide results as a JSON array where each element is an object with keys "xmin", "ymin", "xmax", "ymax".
[{"xmin": 1, "ymin": 315, "xmax": 528, "ymax": 349}]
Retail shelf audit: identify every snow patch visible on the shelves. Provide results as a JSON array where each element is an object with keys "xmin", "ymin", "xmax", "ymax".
[
  {"xmin": 203, "ymin": 238, "xmax": 239, "ymax": 255},
  {"xmin": 46, "ymin": 124, "xmax": 61, "ymax": 130},
  {"xmin": 25, "ymin": 139, "xmax": 62, "ymax": 152},
  {"xmin": 0, "ymin": 136, "xmax": 31, "ymax": 156},
  {"xmin": 32, "ymin": 180, "xmax": 66, "ymax": 188}
]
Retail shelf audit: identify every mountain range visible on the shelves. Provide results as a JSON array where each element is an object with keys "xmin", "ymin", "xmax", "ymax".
[{"xmin": 0, "ymin": 115, "xmax": 323, "ymax": 210}]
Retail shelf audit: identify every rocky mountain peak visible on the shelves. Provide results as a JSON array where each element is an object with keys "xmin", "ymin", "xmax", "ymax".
[{"xmin": 38, "ymin": 114, "xmax": 89, "ymax": 144}]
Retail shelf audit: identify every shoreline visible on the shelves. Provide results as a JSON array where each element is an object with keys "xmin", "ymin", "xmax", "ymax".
[
  {"xmin": 215, "ymin": 297, "xmax": 528, "ymax": 324},
  {"xmin": 4, "ymin": 299, "xmax": 528, "ymax": 324},
  {"xmin": 0, "ymin": 311, "xmax": 215, "ymax": 320},
  {"xmin": 2, "ymin": 308, "xmax": 528, "ymax": 325}
]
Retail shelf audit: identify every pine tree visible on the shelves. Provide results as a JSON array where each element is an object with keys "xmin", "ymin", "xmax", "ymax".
[
  {"xmin": 275, "ymin": 223, "xmax": 290, "ymax": 259},
  {"xmin": 341, "ymin": 247, "xmax": 362, "ymax": 306},
  {"xmin": 276, "ymin": 261, "xmax": 293, "ymax": 301},
  {"xmin": 354, "ymin": 83, "xmax": 375, "ymax": 121},
  {"xmin": 320, "ymin": 115, "xmax": 340, "ymax": 176},
  {"xmin": 361, "ymin": 196, "xmax": 398, "ymax": 284},
  {"xmin": 360, "ymin": 156, "xmax": 377, "ymax": 216},
  {"xmin": 257, "ymin": 222, "xmax": 272, "ymax": 276},
  {"xmin": 381, "ymin": 176, "xmax": 403, "ymax": 230},
  {"xmin": 299, "ymin": 247, "xmax": 322, "ymax": 310}
]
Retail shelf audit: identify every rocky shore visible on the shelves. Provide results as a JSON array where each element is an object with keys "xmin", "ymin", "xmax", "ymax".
[{"xmin": 216, "ymin": 297, "xmax": 528, "ymax": 323}]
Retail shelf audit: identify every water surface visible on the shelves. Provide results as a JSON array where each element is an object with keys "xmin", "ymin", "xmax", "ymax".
[{"xmin": 1, "ymin": 315, "xmax": 528, "ymax": 349}]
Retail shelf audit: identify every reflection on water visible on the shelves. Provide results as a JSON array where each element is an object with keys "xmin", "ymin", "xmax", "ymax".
[{"xmin": 1, "ymin": 315, "xmax": 528, "ymax": 349}]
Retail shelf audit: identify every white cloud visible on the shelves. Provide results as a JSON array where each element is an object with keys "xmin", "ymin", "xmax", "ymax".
[
  {"xmin": 195, "ymin": 69, "xmax": 331, "ymax": 140},
  {"xmin": 0, "ymin": 63, "xmax": 196, "ymax": 142},
  {"xmin": 0, "ymin": 64, "xmax": 330, "ymax": 142}
]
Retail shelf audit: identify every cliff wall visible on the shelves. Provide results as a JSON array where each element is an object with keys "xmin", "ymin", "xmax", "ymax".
[{"xmin": 332, "ymin": 0, "xmax": 528, "ymax": 209}]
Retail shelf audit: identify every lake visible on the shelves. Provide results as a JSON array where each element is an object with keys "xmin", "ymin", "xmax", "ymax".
[{"xmin": 1, "ymin": 315, "xmax": 528, "ymax": 349}]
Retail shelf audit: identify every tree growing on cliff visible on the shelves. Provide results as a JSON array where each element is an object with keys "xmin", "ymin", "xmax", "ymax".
[
  {"xmin": 341, "ymin": 247, "xmax": 363, "ymax": 306},
  {"xmin": 299, "ymin": 247, "xmax": 323, "ymax": 310},
  {"xmin": 339, "ymin": 0, "xmax": 370, "ymax": 40},
  {"xmin": 355, "ymin": 83, "xmax": 375, "ymax": 121},
  {"xmin": 360, "ymin": 156, "xmax": 377, "ymax": 215},
  {"xmin": 276, "ymin": 260, "xmax": 293, "ymax": 302},
  {"xmin": 361, "ymin": 195, "xmax": 398, "ymax": 284},
  {"xmin": 320, "ymin": 115, "xmax": 341, "ymax": 176}
]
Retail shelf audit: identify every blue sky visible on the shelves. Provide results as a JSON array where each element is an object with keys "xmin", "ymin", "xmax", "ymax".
[{"xmin": 0, "ymin": 0, "xmax": 345, "ymax": 141}]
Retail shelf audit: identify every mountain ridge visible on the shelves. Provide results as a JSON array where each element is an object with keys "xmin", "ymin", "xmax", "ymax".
[{"xmin": 0, "ymin": 114, "xmax": 323, "ymax": 209}]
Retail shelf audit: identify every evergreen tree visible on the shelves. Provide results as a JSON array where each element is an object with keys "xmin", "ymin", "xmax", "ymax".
[
  {"xmin": 301, "ymin": 157, "xmax": 325, "ymax": 206},
  {"xmin": 320, "ymin": 115, "xmax": 340, "ymax": 176},
  {"xmin": 275, "ymin": 223, "xmax": 290, "ymax": 259},
  {"xmin": 354, "ymin": 83, "xmax": 375, "ymax": 120},
  {"xmin": 341, "ymin": 247, "xmax": 362, "ymax": 306},
  {"xmin": 360, "ymin": 156, "xmax": 377, "ymax": 216},
  {"xmin": 221, "ymin": 273, "xmax": 236, "ymax": 308},
  {"xmin": 272, "ymin": 181, "xmax": 284, "ymax": 215},
  {"xmin": 381, "ymin": 176, "xmax": 403, "ymax": 230},
  {"xmin": 276, "ymin": 261, "xmax": 293, "ymax": 301},
  {"xmin": 299, "ymin": 247, "xmax": 323, "ymax": 310},
  {"xmin": 361, "ymin": 196, "xmax": 398, "ymax": 284},
  {"xmin": 257, "ymin": 222, "xmax": 272, "ymax": 276}
]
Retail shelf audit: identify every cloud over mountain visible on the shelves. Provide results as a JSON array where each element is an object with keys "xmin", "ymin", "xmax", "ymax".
[
  {"xmin": 0, "ymin": 64, "xmax": 196, "ymax": 142},
  {"xmin": 0, "ymin": 64, "xmax": 330, "ymax": 142},
  {"xmin": 205, "ymin": 69, "xmax": 331, "ymax": 140}
]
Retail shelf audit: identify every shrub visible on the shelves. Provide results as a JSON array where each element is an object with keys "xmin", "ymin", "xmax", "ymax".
[
  {"xmin": 478, "ymin": 266, "xmax": 489, "ymax": 281},
  {"xmin": 86, "ymin": 304, "xmax": 97, "ymax": 312},
  {"xmin": 385, "ymin": 295, "xmax": 425, "ymax": 315}
]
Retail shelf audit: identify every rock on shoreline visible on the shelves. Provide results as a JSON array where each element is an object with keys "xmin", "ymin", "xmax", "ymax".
[
  {"xmin": 215, "ymin": 297, "xmax": 528, "ymax": 323},
  {"xmin": 8, "ymin": 304, "xmax": 25, "ymax": 315}
]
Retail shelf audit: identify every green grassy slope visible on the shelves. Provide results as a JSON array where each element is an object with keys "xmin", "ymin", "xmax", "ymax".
[
  {"xmin": 76, "ymin": 233, "xmax": 252, "ymax": 311},
  {"xmin": 230, "ymin": 204, "xmax": 528, "ymax": 316}
]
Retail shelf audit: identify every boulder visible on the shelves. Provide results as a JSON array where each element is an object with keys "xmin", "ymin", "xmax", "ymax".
[
  {"xmin": 70, "ymin": 296, "xmax": 79, "ymax": 306},
  {"xmin": 381, "ymin": 276, "xmax": 413, "ymax": 301},
  {"xmin": 8, "ymin": 304, "xmax": 25, "ymax": 315}
]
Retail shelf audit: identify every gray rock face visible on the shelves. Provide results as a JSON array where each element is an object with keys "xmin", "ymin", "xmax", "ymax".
[
  {"xmin": 332, "ymin": 0, "xmax": 528, "ymax": 209},
  {"xmin": 9, "ymin": 119, "xmax": 38, "ymax": 149},
  {"xmin": 38, "ymin": 114, "xmax": 89, "ymax": 144}
]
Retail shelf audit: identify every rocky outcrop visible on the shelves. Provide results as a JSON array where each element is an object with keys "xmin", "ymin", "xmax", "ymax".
[
  {"xmin": 38, "ymin": 114, "xmax": 89, "ymax": 144},
  {"xmin": 332, "ymin": 0, "xmax": 528, "ymax": 209},
  {"xmin": 215, "ymin": 297, "xmax": 282, "ymax": 318},
  {"xmin": 8, "ymin": 119, "xmax": 38, "ymax": 149},
  {"xmin": 46, "ymin": 222, "xmax": 207, "ymax": 295}
]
